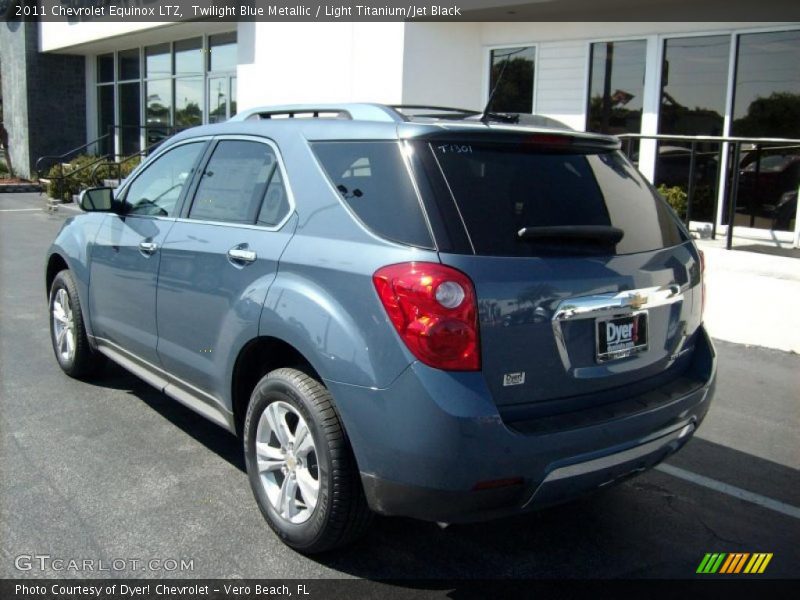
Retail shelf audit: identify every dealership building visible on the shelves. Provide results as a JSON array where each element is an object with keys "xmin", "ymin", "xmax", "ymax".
[{"xmin": 1, "ymin": 2, "xmax": 799, "ymax": 243}]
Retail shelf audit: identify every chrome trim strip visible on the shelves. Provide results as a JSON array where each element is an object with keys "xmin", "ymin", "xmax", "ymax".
[
  {"xmin": 551, "ymin": 284, "xmax": 684, "ymax": 371},
  {"xmin": 552, "ymin": 284, "xmax": 682, "ymax": 323},
  {"xmin": 523, "ymin": 422, "xmax": 695, "ymax": 508},
  {"xmin": 91, "ymin": 336, "xmax": 235, "ymax": 432}
]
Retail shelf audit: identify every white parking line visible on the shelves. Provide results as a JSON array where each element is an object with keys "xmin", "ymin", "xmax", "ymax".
[
  {"xmin": 0, "ymin": 208, "xmax": 41, "ymax": 212},
  {"xmin": 656, "ymin": 463, "xmax": 800, "ymax": 520}
]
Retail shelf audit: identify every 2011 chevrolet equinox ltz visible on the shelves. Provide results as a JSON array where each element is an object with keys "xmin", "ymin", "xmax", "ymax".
[{"xmin": 46, "ymin": 104, "xmax": 715, "ymax": 553}]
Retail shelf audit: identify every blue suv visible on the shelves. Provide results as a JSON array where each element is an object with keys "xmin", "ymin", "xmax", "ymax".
[{"xmin": 46, "ymin": 104, "xmax": 715, "ymax": 553}]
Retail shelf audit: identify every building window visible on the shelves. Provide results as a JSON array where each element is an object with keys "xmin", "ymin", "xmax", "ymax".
[
  {"xmin": 488, "ymin": 46, "xmax": 535, "ymax": 114},
  {"xmin": 209, "ymin": 32, "xmax": 238, "ymax": 72},
  {"xmin": 655, "ymin": 35, "xmax": 731, "ymax": 223},
  {"xmin": 732, "ymin": 30, "xmax": 800, "ymax": 139},
  {"xmin": 95, "ymin": 33, "xmax": 237, "ymax": 158},
  {"xmin": 731, "ymin": 30, "xmax": 800, "ymax": 232},
  {"xmin": 586, "ymin": 40, "xmax": 646, "ymax": 134},
  {"xmin": 659, "ymin": 36, "xmax": 730, "ymax": 137},
  {"xmin": 97, "ymin": 54, "xmax": 114, "ymax": 83}
]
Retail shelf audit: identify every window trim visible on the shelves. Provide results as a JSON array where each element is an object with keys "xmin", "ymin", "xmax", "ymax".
[
  {"xmin": 180, "ymin": 135, "xmax": 296, "ymax": 232},
  {"xmin": 483, "ymin": 43, "xmax": 539, "ymax": 114}
]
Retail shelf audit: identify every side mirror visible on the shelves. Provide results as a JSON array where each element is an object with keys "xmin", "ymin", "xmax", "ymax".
[{"xmin": 79, "ymin": 187, "xmax": 116, "ymax": 212}]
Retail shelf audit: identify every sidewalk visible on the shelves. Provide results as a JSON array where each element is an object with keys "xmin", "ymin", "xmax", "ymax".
[{"xmin": 697, "ymin": 237, "xmax": 800, "ymax": 354}]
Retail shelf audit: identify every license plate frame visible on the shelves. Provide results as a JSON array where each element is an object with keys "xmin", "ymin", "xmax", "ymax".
[{"xmin": 595, "ymin": 311, "xmax": 648, "ymax": 363}]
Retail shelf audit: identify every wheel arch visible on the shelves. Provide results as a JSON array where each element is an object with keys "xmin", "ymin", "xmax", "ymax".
[
  {"xmin": 231, "ymin": 336, "xmax": 326, "ymax": 438},
  {"xmin": 45, "ymin": 253, "xmax": 70, "ymax": 298}
]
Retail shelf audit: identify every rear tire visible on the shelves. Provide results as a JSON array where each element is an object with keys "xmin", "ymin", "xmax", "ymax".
[
  {"xmin": 244, "ymin": 368, "xmax": 372, "ymax": 553},
  {"xmin": 49, "ymin": 269, "xmax": 104, "ymax": 379}
]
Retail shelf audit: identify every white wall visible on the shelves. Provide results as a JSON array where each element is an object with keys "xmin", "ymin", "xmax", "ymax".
[
  {"xmin": 237, "ymin": 22, "xmax": 406, "ymax": 109},
  {"xmin": 402, "ymin": 23, "xmax": 483, "ymax": 110},
  {"xmin": 529, "ymin": 41, "xmax": 587, "ymax": 130},
  {"xmin": 40, "ymin": 22, "xmax": 170, "ymax": 53}
]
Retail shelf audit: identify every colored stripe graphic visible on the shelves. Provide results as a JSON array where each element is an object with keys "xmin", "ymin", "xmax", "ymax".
[
  {"xmin": 744, "ymin": 553, "xmax": 773, "ymax": 574},
  {"xmin": 697, "ymin": 553, "xmax": 727, "ymax": 573},
  {"xmin": 720, "ymin": 553, "xmax": 749, "ymax": 573},
  {"xmin": 719, "ymin": 554, "xmax": 735, "ymax": 573},
  {"xmin": 700, "ymin": 553, "xmax": 773, "ymax": 574}
]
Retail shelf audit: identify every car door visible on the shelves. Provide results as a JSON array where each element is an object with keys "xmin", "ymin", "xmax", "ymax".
[
  {"xmin": 155, "ymin": 137, "xmax": 297, "ymax": 406},
  {"xmin": 89, "ymin": 140, "xmax": 208, "ymax": 364}
]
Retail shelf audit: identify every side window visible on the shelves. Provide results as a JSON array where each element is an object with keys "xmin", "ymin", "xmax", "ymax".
[
  {"xmin": 257, "ymin": 168, "xmax": 290, "ymax": 227},
  {"xmin": 123, "ymin": 142, "xmax": 205, "ymax": 216},
  {"xmin": 189, "ymin": 140, "xmax": 280, "ymax": 224},
  {"xmin": 311, "ymin": 141, "xmax": 433, "ymax": 248}
]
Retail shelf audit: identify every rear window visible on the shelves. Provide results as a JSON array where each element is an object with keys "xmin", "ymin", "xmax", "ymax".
[
  {"xmin": 312, "ymin": 142, "xmax": 433, "ymax": 248},
  {"xmin": 430, "ymin": 142, "xmax": 687, "ymax": 256}
]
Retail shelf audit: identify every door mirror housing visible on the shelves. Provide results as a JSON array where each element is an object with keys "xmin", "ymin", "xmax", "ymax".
[{"xmin": 79, "ymin": 187, "xmax": 117, "ymax": 213}]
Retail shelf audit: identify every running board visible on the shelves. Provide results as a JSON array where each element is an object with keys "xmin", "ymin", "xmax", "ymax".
[{"xmin": 91, "ymin": 336, "xmax": 235, "ymax": 432}]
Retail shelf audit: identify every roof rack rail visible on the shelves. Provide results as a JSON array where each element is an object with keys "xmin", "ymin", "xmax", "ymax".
[{"xmin": 230, "ymin": 103, "xmax": 403, "ymax": 123}]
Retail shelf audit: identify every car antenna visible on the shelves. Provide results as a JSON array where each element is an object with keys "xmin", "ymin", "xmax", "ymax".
[{"xmin": 480, "ymin": 47, "xmax": 527, "ymax": 124}]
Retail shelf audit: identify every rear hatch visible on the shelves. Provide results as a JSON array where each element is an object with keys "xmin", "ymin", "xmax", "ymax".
[{"xmin": 412, "ymin": 133, "xmax": 703, "ymax": 416}]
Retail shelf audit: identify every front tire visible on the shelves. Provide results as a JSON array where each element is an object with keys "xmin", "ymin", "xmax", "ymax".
[
  {"xmin": 244, "ymin": 368, "xmax": 371, "ymax": 553},
  {"xmin": 49, "ymin": 269, "xmax": 104, "ymax": 379}
]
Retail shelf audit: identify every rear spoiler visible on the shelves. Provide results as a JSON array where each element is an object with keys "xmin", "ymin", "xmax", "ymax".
[{"xmin": 405, "ymin": 127, "xmax": 621, "ymax": 152}]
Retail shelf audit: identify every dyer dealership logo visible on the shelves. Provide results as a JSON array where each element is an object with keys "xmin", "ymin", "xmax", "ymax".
[{"xmin": 696, "ymin": 552, "xmax": 773, "ymax": 574}]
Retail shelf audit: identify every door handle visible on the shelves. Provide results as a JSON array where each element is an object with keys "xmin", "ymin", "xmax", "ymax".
[
  {"xmin": 227, "ymin": 247, "xmax": 257, "ymax": 265},
  {"xmin": 139, "ymin": 241, "xmax": 158, "ymax": 256}
]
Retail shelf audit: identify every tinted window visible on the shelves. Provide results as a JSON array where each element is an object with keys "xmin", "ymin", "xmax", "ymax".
[
  {"xmin": 587, "ymin": 40, "xmax": 646, "ymax": 134},
  {"xmin": 431, "ymin": 143, "xmax": 686, "ymax": 256},
  {"xmin": 257, "ymin": 168, "xmax": 291, "ymax": 227},
  {"xmin": 97, "ymin": 54, "xmax": 114, "ymax": 83},
  {"xmin": 489, "ymin": 46, "xmax": 536, "ymax": 113},
  {"xmin": 312, "ymin": 142, "xmax": 433, "ymax": 248},
  {"xmin": 209, "ymin": 32, "xmax": 237, "ymax": 72},
  {"xmin": 146, "ymin": 44, "xmax": 171, "ymax": 78},
  {"xmin": 732, "ymin": 30, "xmax": 800, "ymax": 138},
  {"xmin": 124, "ymin": 142, "xmax": 205, "ymax": 217},
  {"xmin": 190, "ymin": 140, "xmax": 277, "ymax": 224},
  {"xmin": 118, "ymin": 48, "xmax": 139, "ymax": 81},
  {"xmin": 174, "ymin": 38, "xmax": 202, "ymax": 76},
  {"xmin": 659, "ymin": 36, "xmax": 730, "ymax": 136}
]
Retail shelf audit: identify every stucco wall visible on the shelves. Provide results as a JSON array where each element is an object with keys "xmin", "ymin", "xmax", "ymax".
[{"xmin": 237, "ymin": 22, "xmax": 406, "ymax": 110}]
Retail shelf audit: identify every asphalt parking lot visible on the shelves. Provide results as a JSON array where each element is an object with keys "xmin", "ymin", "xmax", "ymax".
[{"xmin": 1, "ymin": 193, "xmax": 799, "ymax": 580}]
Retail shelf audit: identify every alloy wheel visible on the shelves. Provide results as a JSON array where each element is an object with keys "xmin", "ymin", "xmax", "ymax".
[
  {"xmin": 52, "ymin": 288, "xmax": 76, "ymax": 363},
  {"xmin": 255, "ymin": 400, "xmax": 320, "ymax": 524}
]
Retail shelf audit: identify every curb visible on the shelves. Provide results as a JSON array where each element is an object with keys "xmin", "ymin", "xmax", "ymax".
[{"xmin": 0, "ymin": 183, "xmax": 42, "ymax": 193}]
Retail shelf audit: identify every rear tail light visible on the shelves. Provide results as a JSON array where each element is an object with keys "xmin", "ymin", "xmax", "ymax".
[
  {"xmin": 698, "ymin": 249, "xmax": 706, "ymax": 318},
  {"xmin": 373, "ymin": 262, "xmax": 480, "ymax": 371}
]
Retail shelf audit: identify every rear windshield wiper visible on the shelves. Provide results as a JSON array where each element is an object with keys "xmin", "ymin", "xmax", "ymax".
[{"xmin": 517, "ymin": 225, "xmax": 624, "ymax": 245}]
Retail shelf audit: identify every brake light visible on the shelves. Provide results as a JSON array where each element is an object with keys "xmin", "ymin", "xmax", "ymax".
[
  {"xmin": 698, "ymin": 249, "xmax": 706, "ymax": 319},
  {"xmin": 373, "ymin": 262, "xmax": 480, "ymax": 371}
]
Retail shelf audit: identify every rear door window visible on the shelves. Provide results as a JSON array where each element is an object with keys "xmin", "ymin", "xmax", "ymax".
[
  {"xmin": 189, "ymin": 140, "xmax": 281, "ymax": 224},
  {"xmin": 312, "ymin": 141, "xmax": 433, "ymax": 248},
  {"xmin": 430, "ymin": 143, "xmax": 687, "ymax": 256}
]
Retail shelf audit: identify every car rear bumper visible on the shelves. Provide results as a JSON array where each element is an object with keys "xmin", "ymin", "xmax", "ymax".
[{"xmin": 325, "ymin": 326, "xmax": 716, "ymax": 523}]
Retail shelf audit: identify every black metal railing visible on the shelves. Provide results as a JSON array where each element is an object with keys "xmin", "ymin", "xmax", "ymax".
[
  {"xmin": 36, "ymin": 125, "xmax": 183, "ymax": 203},
  {"xmin": 618, "ymin": 133, "xmax": 800, "ymax": 249}
]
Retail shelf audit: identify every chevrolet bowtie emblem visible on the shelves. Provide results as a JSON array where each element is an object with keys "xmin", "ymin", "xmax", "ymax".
[{"xmin": 628, "ymin": 293, "xmax": 648, "ymax": 310}]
